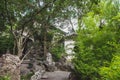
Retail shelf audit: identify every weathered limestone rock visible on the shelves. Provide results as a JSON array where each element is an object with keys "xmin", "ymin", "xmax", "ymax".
[
  {"xmin": 44, "ymin": 52, "xmax": 56, "ymax": 71},
  {"xmin": 31, "ymin": 66, "xmax": 45, "ymax": 80},
  {"xmin": 0, "ymin": 54, "xmax": 20, "ymax": 80},
  {"xmin": 46, "ymin": 53, "xmax": 53, "ymax": 65}
]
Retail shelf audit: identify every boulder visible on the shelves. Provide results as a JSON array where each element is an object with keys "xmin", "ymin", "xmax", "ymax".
[{"xmin": 0, "ymin": 54, "xmax": 20, "ymax": 80}]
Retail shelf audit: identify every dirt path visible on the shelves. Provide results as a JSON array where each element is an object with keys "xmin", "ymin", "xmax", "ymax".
[{"xmin": 41, "ymin": 71, "xmax": 70, "ymax": 80}]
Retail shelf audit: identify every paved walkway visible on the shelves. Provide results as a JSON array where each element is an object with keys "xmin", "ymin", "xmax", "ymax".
[{"xmin": 41, "ymin": 71, "xmax": 70, "ymax": 80}]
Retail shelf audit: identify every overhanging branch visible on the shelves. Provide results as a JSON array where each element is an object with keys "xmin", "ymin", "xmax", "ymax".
[{"xmin": 19, "ymin": 0, "xmax": 57, "ymax": 28}]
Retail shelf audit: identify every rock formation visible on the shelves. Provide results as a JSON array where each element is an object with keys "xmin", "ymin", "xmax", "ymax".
[
  {"xmin": 44, "ymin": 52, "xmax": 56, "ymax": 71},
  {"xmin": 0, "ymin": 54, "xmax": 20, "ymax": 80}
]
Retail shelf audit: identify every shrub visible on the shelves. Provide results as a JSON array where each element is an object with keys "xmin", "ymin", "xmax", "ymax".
[
  {"xmin": 0, "ymin": 35, "xmax": 14, "ymax": 55},
  {"xmin": 0, "ymin": 76, "xmax": 10, "ymax": 80},
  {"xmin": 100, "ymin": 55, "xmax": 120, "ymax": 80},
  {"xmin": 72, "ymin": 27, "xmax": 118, "ymax": 80},
  {"xmin": 50, "ymin": 44, "xmax": 65, "ymax": 61}
]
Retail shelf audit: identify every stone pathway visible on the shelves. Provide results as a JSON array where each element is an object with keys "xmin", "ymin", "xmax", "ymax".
[{"xmin": 41, "ymin": 71, "xmax": 70, "ymax": 80}]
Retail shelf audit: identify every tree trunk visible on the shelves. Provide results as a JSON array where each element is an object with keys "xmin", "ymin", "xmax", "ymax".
[
  {"xmin": 43, "ymin": 27, "xmax": 47, "ymax": 57},
  {"xmin": 17, "ymin": 36, "xmax": 23, "ymax": 57}
]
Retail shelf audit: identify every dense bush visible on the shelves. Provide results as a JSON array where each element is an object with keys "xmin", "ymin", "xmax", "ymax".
[
  {"xmin": 50, "ymin": 43, "xmax": 65, "ymax": 61},
  {"xmin": 0, "ymin": 35, "xmax": 14, "ymax": 55},
  {"xmin": 71, "ymin": 0, "xmax": 120, "ymax": 79},
  {"xmin": 73, "ymin": 28, "xmax": 118, "ymax": 80},
  {"xmin": 100, "ymin": 55, "xmax": 120, "ymax": 80}
]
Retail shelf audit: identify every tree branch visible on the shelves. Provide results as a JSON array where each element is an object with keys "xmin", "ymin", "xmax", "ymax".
[
  {"xmin": 19, "ymin": 0, "xmax": 57, "ymax": 28},
  {"xmin": 19, "ymin": 46, "xmax": 33, "ymax": 64}
]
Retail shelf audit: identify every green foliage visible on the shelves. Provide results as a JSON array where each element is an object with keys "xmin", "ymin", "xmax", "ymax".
[
  {"xmin": 100, "ymin": 55, "xmax": 120, "ymax": 80},
  {"xmin": 0, "ymin": 0, "xmax": 120, "ymax": 80},
  {"xmin": 0, "ymin": 76, "xmax": 10, "ymax": 80},
  {"xmin": 72, "ymin": 0, "xmax": 120, "ymax": 79},
  {"xmin": 0, "ymin": 0, "xmax": 8, "ymax": 32},
  {"xmin": 73, "ymin": 27, "xmax": 117, "ymax": 80},
  {"xmin": 51, "ymin": 43, "xmax": 65, "ymax": 61},
  {"xmin": 21, "ymin": 73, "xmax": 34, "ymax": 80},
  {"xmin": 0, "ymin": 34, "xmax": 14, "ymax": 55},
  {"xmin": 49, "ymin": 30, "xmax": 65, "ymax": 61}
]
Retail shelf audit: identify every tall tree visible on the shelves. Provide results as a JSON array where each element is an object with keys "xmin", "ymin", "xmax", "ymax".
[{"xmin": 0, "ymin": 0, "xmax": 100, "ymax": 59}]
